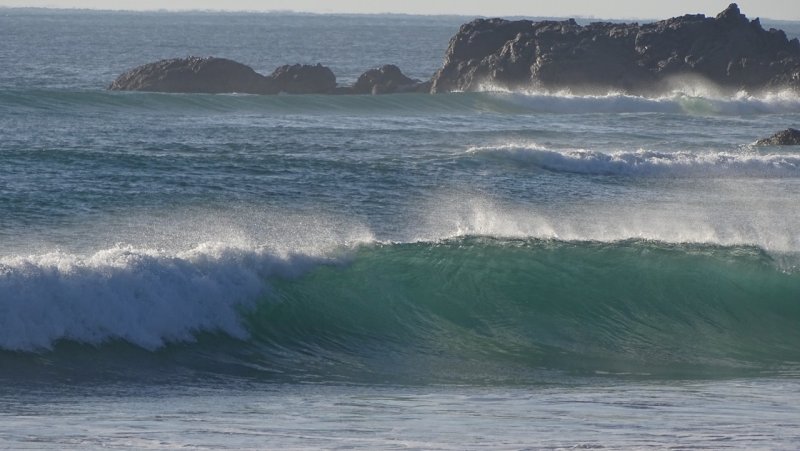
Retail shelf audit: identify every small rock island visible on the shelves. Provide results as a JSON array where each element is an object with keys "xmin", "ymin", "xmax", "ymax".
[
  {"xmin": 431, "ymin": 3, "xmax": 800, "ymax": 94},
  {"xmin": 110, "ymin": 4, "xmax": 800, "ymax": 95},
  {"xmin": 108, "ymin": 58, "xmax": 429, "ymax": 95},
  {"xmin": 756, "ymin": 128, "xmax": 800, "ymax": 146}
]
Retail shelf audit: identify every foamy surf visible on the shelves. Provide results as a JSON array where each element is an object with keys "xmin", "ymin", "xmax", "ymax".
[{"xmin": 0, "ymin": 243, "xmax": 331, "ymax": 351}]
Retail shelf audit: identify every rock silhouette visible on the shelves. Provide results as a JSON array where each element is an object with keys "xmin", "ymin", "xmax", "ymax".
[{"xmin": 430, "ymin": 4, "xmax": 800, "ymax": 94}]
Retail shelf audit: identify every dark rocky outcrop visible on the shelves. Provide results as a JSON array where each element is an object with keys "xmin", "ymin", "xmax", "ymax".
[
  {"xmin": 430, "ymin": 4, "xmax": 800, "ymax": 94},
  {"xmin": 110, "ymin": 58, "xmax": 339, "ymax": 94},
  {"xmin": 108, "ymin": 57, "xmax": 271, "ymax": 94},
  {"xmin": 110, "ymin": 58, "xmax": 428, "ymax": 95},
  {"xmin": 268, "ymin": 64, "xmax": 337, "ymax": 94},
  {"xmin": 352, "ymin": 65, "xmax": 429, "ymax": 94},
  {"xmin": 110, "ymin": 4, "xmax": 800, "ymax": 96},
  {"xmin": 756, "ymin": 128, "xmax": 800, "ymax": 145}
]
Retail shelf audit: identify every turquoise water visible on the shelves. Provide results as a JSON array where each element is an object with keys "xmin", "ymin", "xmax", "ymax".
[{"xmin": 2, "ymin": 8, "xmax": 800, "ymax": 449}]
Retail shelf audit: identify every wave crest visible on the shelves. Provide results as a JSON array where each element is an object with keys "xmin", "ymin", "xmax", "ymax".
[
  {"xmin": 2, "ymin": 238, "xmax": 799, "ymax": 379},
  {"xmin": 476, "ymin": 85, "xmax": 800, "ymax": 115},
  {"xmin": 0, "ymin": 243, "xmax": 325, "ymax": 351},
  {"xmin": 3, "ymin": 88, "xmax": 799, "ymax": 116}
]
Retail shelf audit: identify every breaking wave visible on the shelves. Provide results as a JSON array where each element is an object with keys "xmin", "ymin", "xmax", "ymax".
[
  {"xmin": 2, "ymin": 236, "xmax": 799, "ymax": 381},
  {"xmin": 467, "ymin": 143, "xmax": 800, "ymax": 177}
]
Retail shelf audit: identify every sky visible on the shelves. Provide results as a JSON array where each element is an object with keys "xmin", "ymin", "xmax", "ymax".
[{"xmin": 1, "ymin": 0, "xmax": 799, "ymax": 21}]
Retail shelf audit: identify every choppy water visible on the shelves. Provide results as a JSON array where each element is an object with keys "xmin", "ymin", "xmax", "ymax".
[{"xmin": 2, "ymin": 8, "xmax": 800, "ymax": 449}]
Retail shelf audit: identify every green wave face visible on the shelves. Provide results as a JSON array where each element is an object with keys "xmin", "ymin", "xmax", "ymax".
[{"xmin": 246, "ymin": 239, "xmax": 800, "ymax": 381}]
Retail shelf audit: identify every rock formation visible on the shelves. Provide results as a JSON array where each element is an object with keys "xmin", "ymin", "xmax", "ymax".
[
  {"xmin": 110, "ymin": 4, "xmax": 800, "ymax": 96},
  {"xmin": 110, "ymin": 58, "xmax": 425, "ymax": 95},
  {"xmin": 756, "ymin": 128, "xmax": 800, "ymax": 146},
  {"xmin": 109, "ymin": 58, "xmax": 340, "ymax": 95},
  {"xmin": 268, "ymin": 64, "xmax": 337, "ymax": 94},
  {"xmin": 108, "ymin": 57, "xmax": 271, "ymax": 94},
  {"xmin": 430, "ymin": 3, "xmax": 800, "ymax": 94},
  {"xmin": 352, "ymin": 65, "xmax": 430, "ymax": 94}
]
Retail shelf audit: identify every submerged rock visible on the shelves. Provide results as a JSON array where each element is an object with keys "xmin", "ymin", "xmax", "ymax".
[
  {"xmin": 756, "ymin": 128, "xmax": 800, "ymax": 145},
  {"xmin": 430, "ymin": 3, "xmax": 800, "ymax": 94}
]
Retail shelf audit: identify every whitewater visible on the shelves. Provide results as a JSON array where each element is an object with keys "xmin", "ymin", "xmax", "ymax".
[{"xmin": 1, "ymin": 8, "xmax": 800, "ymax": 450}]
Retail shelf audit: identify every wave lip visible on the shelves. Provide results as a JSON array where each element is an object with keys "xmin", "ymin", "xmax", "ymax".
[{"xmin": 468, "ymin": 143, "xmax": 800, "ymax": 177}]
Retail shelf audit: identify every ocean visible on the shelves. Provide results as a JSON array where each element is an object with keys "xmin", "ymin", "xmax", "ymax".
[{"xmin": 2, "ymin": 8, "xmax": 800, "ymax": 449}]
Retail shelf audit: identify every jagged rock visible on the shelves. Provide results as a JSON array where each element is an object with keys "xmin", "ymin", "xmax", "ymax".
[
  {"xmin": 108, "ymin": 57, "xmax": 271, "ymax": 94},
  {"xmin": 353, "ymin": 65, "xmax": 425, "ymax": 94},
  {"xmin": 269, "ymin": 64, "xmax": 337, "ymax": 94},
  {"xmin": 756, "ymin": 128, "xmax": 800, "ymax": 145},
  {"xmin": 430, "ymin": 3, "xmax": 800, "ymax": 94}
]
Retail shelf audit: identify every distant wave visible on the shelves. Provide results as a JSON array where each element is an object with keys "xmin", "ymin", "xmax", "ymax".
[
  {"xmin": 479, "ymin": 86, "xmax": 800, "ymax": 115},
  {"xmin": 467, "ymin": 143, "xmax": 800, "ymax": 177},
  {"xmin": 2, "ymin": 88, "xmax": 799, "ymax": 115}
]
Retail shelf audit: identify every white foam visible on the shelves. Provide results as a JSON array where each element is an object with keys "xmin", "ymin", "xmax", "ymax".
[
  {"xmin": 0, "ymin": 209, "xmax": 377, "ymax": 352},
  {"xmin": 0, "ymin": 243, "xmax": 331, "ymax": 351},
  {"xmin": 468, "ymin": 143, "xmax": 800, "ymax": 177}
]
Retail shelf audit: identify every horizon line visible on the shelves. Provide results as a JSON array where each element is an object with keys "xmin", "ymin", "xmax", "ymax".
[
  {"xmin": 0, "ymin": 5, "xmax": 638, "ymax": 20},
  {"xmin": 3, "ymin": 5, "xmax": 798, "ymax": 23}
]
